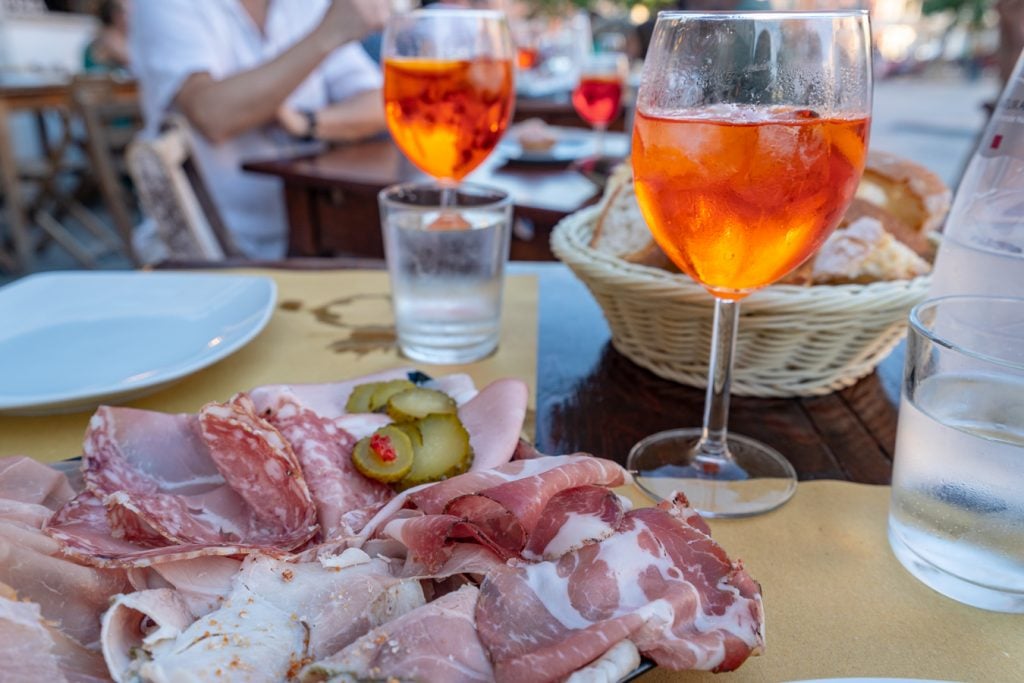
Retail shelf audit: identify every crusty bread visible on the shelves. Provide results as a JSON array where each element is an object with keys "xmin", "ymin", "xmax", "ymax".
[
  {"xmin": 589, "ymin": 181, "xmax": 675, "ymax": 270},
  {"xmin": 587, "ymin": 151, "xmax": 950, "ymax": 284},
  {"xmin": 812, "ymin": 217, "xmax": 931, "ymax": 284},
  {"xmin": 858, "ymin": 150, "xmax": 952, "ymax": 235}
]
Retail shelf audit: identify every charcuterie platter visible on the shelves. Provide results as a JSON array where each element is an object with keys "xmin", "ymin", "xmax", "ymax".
[{"xmin": 0, "ymin": 368, "xmax": 764, "ymax": 682}]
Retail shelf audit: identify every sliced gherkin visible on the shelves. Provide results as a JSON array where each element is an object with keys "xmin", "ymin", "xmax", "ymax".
[
  {"xmin": 344, "ymin": 383, "xmax": 378, "ymax": 413},
  {"xmin": 396, "ymin": 413, "xmax": 474, "ymax": 490},
  {"xmin": 351, "ymin": 425, "xmax": 414, "ymax": 483},
  {"xmin": 368, "ymin": 379, "xmax": 416, "ymax": 412},
  {"xmin": 386, "ymin": 387, "xmax": 457, "ymax": 423}
]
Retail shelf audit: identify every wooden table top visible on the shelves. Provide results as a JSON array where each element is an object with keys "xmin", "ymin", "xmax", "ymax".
[
  {"xmin": 242, "ymin": 127, "xmax": 629, "ymax": 219},
  {"xmin": 0, "ymin": 72, "xmax": 136, "ymax": 110},
  {"xmin": 161, "ymin": 258, "xmax": 901, "ymax": 485}
]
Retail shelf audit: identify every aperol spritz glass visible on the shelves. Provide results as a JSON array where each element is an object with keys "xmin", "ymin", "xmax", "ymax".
[
  {"xmin": 382, "ymin": 9, "xmax": 515, "ymax": 208},
  {"xmin": 628, "ymin": 11, "xmax": 872, "ymax": 517},
  {"xmin": 571, "ymin": 51, "xmax": 629, "ymax": 158}
]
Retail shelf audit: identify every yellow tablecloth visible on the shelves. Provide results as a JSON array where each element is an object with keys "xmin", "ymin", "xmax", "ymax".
[
  {"xmin": 627, "ymin": 481, "xmax": 1023, "ymax": 682},
  {"xmin": 0, "ymin": 270, "xmax": 538, "ymax": 462},
  {"xmin": 2, "ymin": 270, "xmax": 1020, "ymax": 681}
]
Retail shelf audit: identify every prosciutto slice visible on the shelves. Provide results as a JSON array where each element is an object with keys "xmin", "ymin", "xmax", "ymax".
[
  {"xmin": 0, "ymin": 587, "xmax": 110, "ymax": 683},
  {"xmin": 371, "ymin": 455, "xmax": 629, "ymax": 570},
  {"xmin": 300, "ymin": 584, "xmax": 494, "ymax": 683},
  {"xmin": 475, "ymin": 496, "xmax": 765, "ymax": 683}
]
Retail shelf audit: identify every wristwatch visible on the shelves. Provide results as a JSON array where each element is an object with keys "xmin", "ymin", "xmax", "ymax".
[{"xmin": 300, "ymin": 109, "xmax": 317, "ymax": 141}]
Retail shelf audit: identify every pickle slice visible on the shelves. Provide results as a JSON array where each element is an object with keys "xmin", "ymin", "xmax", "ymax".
[
  {"xmin": 352, "ymin": 425, "xmax": 414, "ymax": 483},
  {"xmin": 397, "ymin": 413, "xmax": 474, "ymax": 489},
  {"xmin": 368, "ymin": 380, "xmax": 416, "ymax": 412},
  {"xmin": 386, "ymin": 387, "xmax": 457, "ymax": 423},
  {"xmin": 345, "ymin": 383, "xmax": 378, "ymax": 413}
]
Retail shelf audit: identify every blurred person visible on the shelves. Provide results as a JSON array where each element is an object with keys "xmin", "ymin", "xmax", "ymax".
[
  {"xmin": 130, "ymin": 0, "xmax": 388, "ymax": 261},
  {"xmin": 84, "ymin": 0, "xmax": 131, "ymax": 72}
]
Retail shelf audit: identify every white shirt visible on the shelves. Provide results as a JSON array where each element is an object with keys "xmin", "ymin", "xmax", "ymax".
[{"xmin": 130, "ymin": 0, "xmax": 383, "ymax": 259}]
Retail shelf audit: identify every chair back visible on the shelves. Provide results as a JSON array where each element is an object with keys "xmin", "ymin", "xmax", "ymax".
[
  {"xmin": 70, "ymin": 74, "xmax": 143, "ymax": 264},
  {"xmin": 125, "ymin": 115, "xmax": 240, "ymax": 260}
]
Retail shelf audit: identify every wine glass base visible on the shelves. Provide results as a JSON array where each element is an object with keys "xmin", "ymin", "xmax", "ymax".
[{"xmin": 627, "ymin": 428, "xmax": 797, "ymax": 518}]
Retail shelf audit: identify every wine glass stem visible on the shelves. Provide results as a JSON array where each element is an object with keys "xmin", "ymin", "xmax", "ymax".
[
  {"xmin": 698, "ymin": 297, "xmax": 740, "ymax": 460},
  {"xmin": 439, "ymin": 180, "xmax": 458, "ymax": 211},
  {"xmin": 594, "ymin": 123, "xmax": 607, "ymax": 158}
]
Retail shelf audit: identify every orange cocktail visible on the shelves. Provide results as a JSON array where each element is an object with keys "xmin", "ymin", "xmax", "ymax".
[
  {"xmin": 384, "ymin": 57, "xmax": 514, "ymax": 182},
  {"xmin": 571, "ymin": 76, "xmax": 624, "ymax": 127},
  {"xmin": 632, "ymin": 106, "xmax": 869, "ymax": 299}
]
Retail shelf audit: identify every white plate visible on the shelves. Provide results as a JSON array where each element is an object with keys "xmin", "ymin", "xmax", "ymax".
[
  {"xmin": 0, "ymin": 272, "xmax": 276, "ymax": 415},
  {"xmin": 498, "ymin": 136, "xmax": 593, "ymax": 164}
]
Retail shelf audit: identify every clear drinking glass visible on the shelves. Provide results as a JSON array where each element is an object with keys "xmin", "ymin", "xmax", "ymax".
[
  {"xmin": 888, "ymin": 296, "xmax": 1024, "ymax": 612},
  {"xmin": 382, "ymin": 9, "xmax": 515, "ymax": 209},
  {"xmin": 627, "ymin": 11, "xmax": 873, "ymax": 517},
  {"xmin": 380, "ymin": 182, "xmax": 512, "ymax": 365}
]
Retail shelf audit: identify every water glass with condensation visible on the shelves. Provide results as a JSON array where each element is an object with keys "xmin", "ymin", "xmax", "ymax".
[
  {"xmin": 888, "ymin": 295, "xmax": 1024, "ymax": 612},
  {"xmin": 379, "ymin": 182, "xmax": 512, "ymax": 365}
]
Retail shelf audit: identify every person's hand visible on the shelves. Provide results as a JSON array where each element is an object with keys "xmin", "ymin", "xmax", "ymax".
[
  {"xmin": 315, "ymin": 0, "xmax": 390, "ymax": 51},
  {"xmin": 278, "ymin": 106, "xmax": 312, "ymax": 139}
]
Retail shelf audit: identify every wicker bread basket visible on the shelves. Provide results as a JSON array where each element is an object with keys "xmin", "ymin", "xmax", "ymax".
[{"xmin": 551, "ymin": 205, "xmax": 930, "ymax": 398}]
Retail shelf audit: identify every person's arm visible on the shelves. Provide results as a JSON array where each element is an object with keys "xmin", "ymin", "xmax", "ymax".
[
  {"xmin": 174, "ymin": 0, "xmax": 388, "ymax": 144},
  {"xmin": 279, "ymin": 89, "xmax": 385, "ymax": 143}
]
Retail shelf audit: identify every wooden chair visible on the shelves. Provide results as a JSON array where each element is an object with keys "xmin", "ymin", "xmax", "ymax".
[
  {"xmin": 70, "ymin": 74, "xmax": 143, "ymax": 265},
  {"xmin": 125, "ymin": 115, "xmax": 241, "ymax": 261}
]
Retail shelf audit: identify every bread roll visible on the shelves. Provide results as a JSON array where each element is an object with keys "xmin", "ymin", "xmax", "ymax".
[
  {"xmin": 812, "ymin": 217, "xmax": 931, "ymax": 284},
  {"xmin": 586, "ymin": 151, "xmax": 950, "ymax": 284}
]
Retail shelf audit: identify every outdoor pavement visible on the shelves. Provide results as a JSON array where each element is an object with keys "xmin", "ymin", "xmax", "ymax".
[{"xmin": 0, "ymin": 69, "xmax": 1002, "ymax": 286}]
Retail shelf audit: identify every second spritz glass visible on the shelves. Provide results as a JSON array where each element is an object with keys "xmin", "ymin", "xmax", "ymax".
[
  {"xmin": 628, "ymin": 11, "xmax": 873, "ymax": 517},
  {"xmin": 382, "ymin": 9, "xmax": 515, "ymax": 209}
]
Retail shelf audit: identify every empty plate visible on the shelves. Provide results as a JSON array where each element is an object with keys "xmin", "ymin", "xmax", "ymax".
[{"xmin": 0, "ymin": 271, "xmax": 276, "ymax": 415}]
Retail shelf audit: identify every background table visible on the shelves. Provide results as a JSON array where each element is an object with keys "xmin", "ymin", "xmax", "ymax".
[{"xmin": 242, "ymin": 129, "xmax": 629, "ymax": 262}]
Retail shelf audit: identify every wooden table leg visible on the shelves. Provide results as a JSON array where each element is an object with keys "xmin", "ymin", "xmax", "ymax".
[
  {"xmin": 284, "ymin": 183, "xmax": 318, "ymax": 257},
  {"xmin": 0, "ymin": 100, "xmax": 35, "ymax": 272}
]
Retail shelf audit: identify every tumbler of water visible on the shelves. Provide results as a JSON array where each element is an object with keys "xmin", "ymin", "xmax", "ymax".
[
  {"xmin": 379, "ymin": 183, "xmax": 512, "ymax": 365},
  {"xmin": 888, "ymin": 296, "xmax": 1024, "ymax": 612}
]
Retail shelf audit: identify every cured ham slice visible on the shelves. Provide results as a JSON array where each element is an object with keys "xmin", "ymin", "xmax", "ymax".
[
  {"xmin": 299, "ymin": 584, "xmax": 494, "ymax": 683},
  {"xmin": 126, "ymin": 556, "xmax": 242, "ymax": 616},
  {"xmin": 0, "ymin": 458, "xmax": 130, "ymax": 649},
  {"xmin": 522, "ymin": 485, "xmax": 624, "ymax": 561},
  {"xmin": 105, "ymin": 553, "xmax": 425, "ymax": 682},
  {"xmin": 475, "ymin": 496, "xmax": 765, "ymax": 683},
  {"xmin": 0, "ymin": 456, "xmax": 75, "ymax": 509},
  {"xmin": 0, "ymin": 588, "xmax": 110, "ymax": 683},
  {"xmin": 101, "ymin": 589, "xmax": 195, "ymax": 682},
  {"xmin": 565, "ymin": 640, "xmax": 641, "ymax": 683},
  {"xmin": 264, "ymin": 398, "xmax": 392, "ymax": 540},
  {"xmin": 377, "ymin": 455, "xmax": 628, "ymax": 565},
  {"xmin": 458, "ymin": 378, "xmax": 529, "ymax": 472}
]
